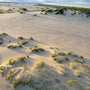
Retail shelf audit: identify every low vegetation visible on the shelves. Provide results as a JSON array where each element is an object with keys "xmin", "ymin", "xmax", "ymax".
[
  {"xmin": 69, "ymin": 62, "xmax": 79, "ymax": 69},
  {"xmin": 20, "ymin": 41, "xmax": 28, "ymax": 45},
  {"xmin": 50, "ymin": 50, "xmax": 70, "ymax": 63},
  {"xmin": 0, "ymin": 66, "xmax": 5, "ymax": 70},
  {"xmin": 29, "ymin": 46, "xmax": 44, "ymax": 52},
  {"xmin": 74, "ymin": 70, "xmax": 82, "ymax": 77},
  {"xmin": 0, "ymin": 37, "xmax": 3, "ymax": 40},
  {"xmin": 58, "ymin": 67, "xmax": 67, "ymax": 76},
  {"xmin": 8, "ymin": 56, "xmax": 26, "ymax": 65},
  {"xmin": 19, "ymin": 10, "xmax": 25, "ymax": 14},
  {"xmin": 18, "ymin": 36, "xmax": 24, "ymax": 40},
  {"xmin": 67, "ymin": 80, "xmax": 82, "ymax": 89},
  {"xmin": 34, "ymin": 14, "xmax": 37, "ymax": 16},
  {"xmin": 0, "ymin": 33, "xmax": 8, "ymax": 36},
  {"xmin": 29, "ymin": 37, "xmax": 33, "ymax": 40},
  {"xmin": 7, "ymin": 44, "xmax": 22, "ymax": 48},
  {"xmin": 0, "ymin": 70, "xmax": 4, "ymax": 75},
  {"xmin": 88, "ymin": 87, "xmax": 90, "ymax": 90},
  {"xmin": 0, "ymin": 41, "xmax": 3, "ymax": 45}
]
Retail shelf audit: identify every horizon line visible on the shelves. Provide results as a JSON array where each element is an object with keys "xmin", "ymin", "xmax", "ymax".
[{"xmin": 0, "ymin": 1, "xmax": 90, "ymax": 9}]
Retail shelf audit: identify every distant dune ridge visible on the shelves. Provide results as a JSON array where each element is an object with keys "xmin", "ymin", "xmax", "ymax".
[{"xmin": 0, "ymin": 3, "xmax": 90, "ymax": 90}]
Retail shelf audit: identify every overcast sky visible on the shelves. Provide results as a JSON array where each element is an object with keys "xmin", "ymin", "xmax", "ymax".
[{"xmin": 0, "ymin": 0, "xmax": 90, "ymax": 8}]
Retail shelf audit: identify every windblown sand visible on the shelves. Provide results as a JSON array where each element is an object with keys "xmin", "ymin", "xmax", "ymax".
[{"xmin": 0, "ymin": 3, "xmax": 90, "ymax": 90}]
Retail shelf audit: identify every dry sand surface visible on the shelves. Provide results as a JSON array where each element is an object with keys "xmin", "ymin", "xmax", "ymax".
[{"xmin": 0, "ymin": 3, "xmax": 90, "ymax": 90}]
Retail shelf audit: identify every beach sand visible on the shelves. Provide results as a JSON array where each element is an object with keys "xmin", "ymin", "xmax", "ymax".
[{"xmin": 0, "ymin": 3, "xmax": 90, "ymax": 90}]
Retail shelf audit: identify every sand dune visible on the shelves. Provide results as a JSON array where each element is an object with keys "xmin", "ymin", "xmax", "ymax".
[{"xmin": 0, "ymin": 3, "xmax": 90, "ymax": 90}]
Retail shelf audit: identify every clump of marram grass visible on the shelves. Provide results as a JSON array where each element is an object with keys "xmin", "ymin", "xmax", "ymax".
[
  {"xmin": 54, "ymin": 78, "xmax": 60, "ymax": 82},
  {"xmin": 67, "ymin": 80, "xmax": 82, "ymax": 89},
  {"xmin": 29, "ymin": 46, "xmax": 44, "ymax": 52},
  {"xmin": 19, "ymin": 10, "xmax": 25, "ymax": 14},
  {"xmin": 0, "ymin": 41, "xmax": 3, "ymax": 45},
  {"xmin": 73, "ymin": 59, "xmax": 80, "ymax": 62},
  {"xmin": 78, "ymin": 55, "xmax": 84, "ymax": 59},
  {"xmin": 58, "ymin": 68, "xmax": 67, "ymax": 76},
  {"xmin": 6, "ymin": 69, "xmax": 12, "ymax": 80},
  {"xmin": 69, "ymin": 62, "xmax": 79, "ymax": 69},
  {"xmin": 50, "ymin": 53, "xmax": 56, "ymax": 57},
  {"xmin": 18, "ymin": 44, "xmax": 22, "ymax": 48},
  {"xmin": 50, "ymin": 50, "xmax": 66, "ymax": 57},
  {"xmin": 58, "ymin": 65, "xmax": 67, "ymax": 76},
  {"xmin": 0, "ymin": 33, "xmax": 8, "ymax": 36},
  {"xmin": 88, "ymin": 87, "xmax": 90, "ymax": 90},
  {"xmin": 0, "ymin": 66, "xmax": 5, "ymax": 70},
  {"xmin": 40, "ymin": 8, "xmax": 53, "ymax": 13},
  {"xmin": 81, "ymin": 64, "xmax": 87, "ymax": 67},
  {"xmin": 7, "ymin": 44, "xmax": 22, "ymax": 48},
  {"xmin": 0, "ymin": 70, "xmax": 4, "ymax": 75},
  {"xmin": 74, "ymin": 70, "xmax": 82, "ymax": 77},
  {"xmin": 9, "ymin": 59, "xmax": 16, "ymax": 65},
  {"xmin": 7, "ymin": 45, "xmax": 16, "ymax": 48},
  {"xmin": 26, "ymin": 55, "xmax": 29, "ymax": 58},
  {"xmin": 73, "ymin": 59, "xmax": 85, "ymax": 64},
  {"xmin": 20, "ymin": 8, "xmax": 28, "ymax": 11},
  {"xmin": 8, "ymin": 56, "xmax": 26, "ymax": 65},
  {"xmin": 13, "ymin": 80, "xmax": 23, "ymax": 88},
  {"xmin": 50, "ymin": 50, "xmax": 70, "ymax": 63},
  {"xmin": 66, "ymin": 51, "xmax": 72, "ymax": 55},
  {"xmin": 29, "ymin": 37, "xmax": 33, "ymax": 40},
  {"xmin": 0, "ymin": 37, "xmax": 3, "ymax": 40},
  {"xmin": 58, "ymin": 52, "xmax": 66, "ymax": 56},
  {"xmin": 68, "ymin": 80, "xmax": 78, "ymax": 86},
  {"xmin": 33, "ymin": 61, "xmax": 45, "ymax": 68},
  {"xmin": 34, "ymin": 14, "xmax": 37, "ymax": 16},
  {"xmin": 18, "ymin": 36, "xmax": 23, "ymax": 40},
  {"xmin": 20, "ymin": 41, "xmax": 28, "ymax": 45},
  {"xmin": 62, "ymin": 56, "xmax": 69, "ymax": 60},
  {"xmin": 53, "ymin": 56, "xmax": 69, "ymax": 63},
  {"xmin": 53, "ymin": 57, "xmax": 63, "ymax": 63}
]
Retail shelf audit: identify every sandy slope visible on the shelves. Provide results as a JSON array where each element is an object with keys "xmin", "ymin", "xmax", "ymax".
[{"xmin": 0, "ymin": 3, "xmax": 90, "ymax": 90}]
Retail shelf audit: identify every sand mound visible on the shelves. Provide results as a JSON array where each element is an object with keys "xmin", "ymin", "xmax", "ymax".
[{"xmin": 0, "ymin": 33, "xmax": 90, "ymax": 90}]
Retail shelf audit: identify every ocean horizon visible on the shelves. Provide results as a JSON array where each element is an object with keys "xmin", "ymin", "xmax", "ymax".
[{"xmin": 0, "ymin": 1, "xmax": 90, "ymax": 8}]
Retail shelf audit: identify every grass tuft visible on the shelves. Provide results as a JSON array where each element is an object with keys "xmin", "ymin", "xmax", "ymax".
[
  {"xmin": 18, "ymin": 36, "xmax": 23, "ymax": 40},
  {"xmin": 9, "ymin": 59, "xmax": 15, "ymax": 65},
  {"xmin": 88, "ymin": 87, "xmax": 90, "ymax": 90},
  {"xmin": 29, "ymin": 37, "xmax": 33, "ymax": 40},
  {"xmin": 20, "ymin": 41, "xmax": 28, "ymax": 45},
  {"xmin": 0, "ymin": 70, "xmax": 4, "ymax": 75},
  {"xmin": 7, "ymin": 44, "xmax": 22, "ymax": 48},
  {"xmin": 0, "ymin": 41, "xmax": 3, "ymax": 45},
  {"xmin": 13, "ymin": 80, "xmax": 22, "ymax": 88},
  {"xmin": 69, "ymin": 62, "xmax": 79, "ymax": 69},
  {"xmin": 29, "ymin": 46, "xmax": 44, "ymax": 52},
  {"xmin": 74, "ymin": 70, "xmax": 82, "ymax": 77}
]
